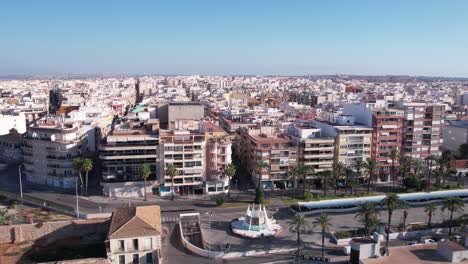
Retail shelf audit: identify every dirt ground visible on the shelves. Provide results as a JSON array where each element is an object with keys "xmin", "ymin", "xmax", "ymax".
[
  {"xmin": 0, "ymin": 240, "xmax": 34, "ymax": 264},
  {"xmin": 15, "ymin": 206, "xmax": 74, "ymax": 223}
]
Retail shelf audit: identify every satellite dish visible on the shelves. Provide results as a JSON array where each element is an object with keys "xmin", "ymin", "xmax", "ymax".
[{"xmin": 50, "ymin": 135, "xmax": 55, "ymax": 142}]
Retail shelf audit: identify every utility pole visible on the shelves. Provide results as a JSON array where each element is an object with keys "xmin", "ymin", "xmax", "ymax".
[
  {"xmin": 205, "ymin": 211, "xmax": 213, "ymax": 257},
  {"xmin": 18, "ymin": 165, "xmax": 23, "ymax": 202},
  {"xmin": 75, "ymin": 178, "xmax": 80, "ymax": 219}
]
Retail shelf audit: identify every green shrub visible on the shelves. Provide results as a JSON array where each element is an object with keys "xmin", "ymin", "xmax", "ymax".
[
  {"xmin": 215, "ymin": 197, "xmax": 225, "ymax": 206},
  {"xmin": 303, "ymin": 192, "xmax": 313, "ymax": 201},
  {"xmin": 403, "ymin": 175, "xmax": 422, "ymax": 190},
  {"xmin": 334, "ymin": 231, "xmax": 352, "ymax": 239},
  {"xmin": 254, "ymin": 187, "xmax": 264, "ymax": 204},
  {"xmin": 408, "ymin": 224, "xmax": 428, "ymax": 231}
]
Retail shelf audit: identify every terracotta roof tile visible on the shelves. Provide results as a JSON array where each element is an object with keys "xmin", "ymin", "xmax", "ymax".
[{"xmin": 107, "ymin": 205, "xmax": 161, "ymax": 239}]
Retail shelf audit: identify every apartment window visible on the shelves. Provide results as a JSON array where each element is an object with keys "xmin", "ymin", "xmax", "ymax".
[
  {"xmin": 133, "ymin": 239, "xmax": 139, "ymax": 250},
  {"xmin": 118, "ymin": 240, "xmax": 125, "ymax": 251},
  {"xmin": 133, "ymin": 254, "xmax": 139, "ymax": 264},
  {"xmin": 145, "ymin": 238, "xmax": 152, "ymax": 250},
  {"xmin": 119, "ymin": 255, "xmax": 125, "ymax": 264},
  {"xmin": 146, "ymin": 253, "xmax": 153, "ymax": 264}
]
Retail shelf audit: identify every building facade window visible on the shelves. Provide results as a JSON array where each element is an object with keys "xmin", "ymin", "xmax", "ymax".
[
  {"xmin": 118, "ymin": 240, "xmax": 125, "ymax": 251},
  {"xmin": 132, "ymin": 254, "xmax": 139, "ymax": 264},
  {"xmin": 118, "ymin": 255, "xmax": 125, "ymax": 264},
  {"xmin": 145, "ymin": 252, "xmax": 153, "ymax": 264}
]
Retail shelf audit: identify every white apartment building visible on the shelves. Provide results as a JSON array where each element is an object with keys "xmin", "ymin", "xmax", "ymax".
[
  {"xmin": 22, "ymin": 117, "xmax": 93, "ymax": 189},
  {"xmin": 158, "ymin": 130, "xmax": 206, "ymax": 196},
  {"xmin": 312, "ymin": 116, "xmax": 372, "ymax": 168},
  {"xmin": 99, "ymin": 118, "xmax": 159, "ymax": 198},
  {"xmin": 288, "ymin": 125, "xmax": 335, "ymax": 177}
]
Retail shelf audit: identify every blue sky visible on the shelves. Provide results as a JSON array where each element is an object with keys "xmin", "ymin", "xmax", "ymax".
[{"xmin": 1, "ymin": 0, "xmax": 467, "ymax": 76}]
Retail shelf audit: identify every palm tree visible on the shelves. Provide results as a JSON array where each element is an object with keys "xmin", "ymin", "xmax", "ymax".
[
  {"xmin": 424, "ymin": 202, "xmax": 437, "ymax": 227},
  {"xmin": 412, "ymin": 159, "xmax": 422, "ymax": 178},
  {"xmin": 389, "ymin": 149, "xmax": 399, "ymax": 190},
  {"xmin": 73, "ymin": 157, "xmax": 84, "ymax": 195},
  {"xmin": 439, "ymin": 151, "xmax": 454, "ymax": 185},
  {"xmin": 165, "ymin": 164, "xmax": 178, "ymax": 201},
  {"xmin": 401, "ymin": 204, "xmax": 409, "ymax": 231},
  {"xmin": 303, "ymin": 165, "xmax": 314, "ymax": 194},
  {"xmin": 435, "ymin": 156, "xmax": 444, "ymax": 186},
  {"xmin": 344, "ymin": 168, "xmax": 354, "ymax": 195},
  {"xmin": 354, "ymin": 159, "xmax": 364, "ymax": 194},
  {"xmin": 382, "ymin": 193, "xmax": 402, "ymax": 255},
  {"xmin": 363, "ymin": 158, "xmax": 377, "ymax": 194},
  {"xmin": 141, "ymin": 164, "xmax": 151, "ymax": 201},
  {"xmin": 288, "ymin": 166, "xmax": 300, "ymax": 199},
  {"xmin": 313, "ymin": 213, "xmax": 332, "ymax": 258},
  {"xmin": 81, "ymin": 158, "xmax": 93, "ymax": 196},
  {"xmin": 355, "ymin": 202, "xmax": 378, "ymax": 237},
  {"xmin": 441, "ymin": 197, "xmax": 464, "ymax": 237},
  {"xmin": 256, "ymin": 160, "xmax": 269, "ymax": 189},
  {"xmin": 225, "ymin": 163, "xmax": 236, "ymax": 198},
  {"xmin": 320, "ymin": 170, "xmax": 332, "ymax": 196},
  {"xmin": 333, "ymin": 162, "xmax": 345, "ymax": 195},
  {"xmin": 398, "ymin": 154, "xmax": 411, "ymax": 184},
  {"xmin": 425, "ymin": 155, "xmax": 437, "ymax": 187},
  {"xmin": 354, "ymin": 159, "xmax": 363, "ymax": 178},
  {"xmin": 289, "ymin": 214, "xmax": 309, "ymax": 258}
]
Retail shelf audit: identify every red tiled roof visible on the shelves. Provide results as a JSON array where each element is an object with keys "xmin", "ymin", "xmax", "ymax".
[{"xmin": 108, "ymin": 205, "xmax": 161, "ymax": 239}]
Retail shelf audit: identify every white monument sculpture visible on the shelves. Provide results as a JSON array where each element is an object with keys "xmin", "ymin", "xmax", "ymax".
[{"xmin": 230, "ymin": 204, "xmax": 282, "ymax": 238}]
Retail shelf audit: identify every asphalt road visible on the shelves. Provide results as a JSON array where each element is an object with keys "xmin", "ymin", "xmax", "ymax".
[{"xmin": 2, "ymin": 163, "xmax": 468, "ymax": 264}]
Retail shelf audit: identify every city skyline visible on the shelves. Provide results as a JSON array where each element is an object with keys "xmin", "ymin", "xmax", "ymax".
[{"xmin": 1, "ymin": 0, "xmax": 468, "ymax": 77}]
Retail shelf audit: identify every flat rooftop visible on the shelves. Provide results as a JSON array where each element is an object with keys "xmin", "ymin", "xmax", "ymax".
[
  {"xmin": 449, "ymin": 120, "xmax": 468, "ymax": 129},
  {"xmin": 362, "ymin": 244, "xmax": 460, "ymax": 264}
]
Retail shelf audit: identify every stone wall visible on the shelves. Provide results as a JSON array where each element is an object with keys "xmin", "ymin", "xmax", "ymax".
[{"xmin": 0, "ymin": 218, "xmax": 109, "ymax": 244}]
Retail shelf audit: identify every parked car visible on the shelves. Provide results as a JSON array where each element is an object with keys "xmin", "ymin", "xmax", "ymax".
[
  {"xmin": 453, "ymin": 235, "xmax": 463, "ymax": 242},
  {"xmin": 343, "ymin": 246, "xmax": 351, "ymax": 255},
  {"xmin": 424, "ymin": 239, "xmax": 436, "ymax": 244},
  {"xmin": 408, "ymin": 241, "xmax": 419, "ymax": 245}
]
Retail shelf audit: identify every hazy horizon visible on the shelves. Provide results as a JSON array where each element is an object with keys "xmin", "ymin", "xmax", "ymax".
[{"xmin": 1, "ymin": 1, "xmax": 468, "ymax": 77}]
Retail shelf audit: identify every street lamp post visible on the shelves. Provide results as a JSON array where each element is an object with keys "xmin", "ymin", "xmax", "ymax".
[
  {"xmin": 205, "ymin": 211, "xmax": 213, "ymax": 257},
  {"xmin": 75, "ymin": 178, "xmax": 80, "ymax": 219},
  {"xmin": 18, "ymin": 165, "xmax": 23, "ymax": 202}
]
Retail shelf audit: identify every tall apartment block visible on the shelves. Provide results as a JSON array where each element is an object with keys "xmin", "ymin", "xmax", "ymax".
[
  {"xmin": 99, "ymin": 118, "xmax": 159, "ymax": 198},
  {"xmin": 201, "ymin": 121, "xmax": 232, "ymax": 194},
  {"xmin": 288, "ymin": 125, "xmax": 334, "ymax": 179},
  {"xmin": 312, "ymin": 115, "xmax": 372, "ymax": 170},
  {"xmin": 22, "ymin": 117, "xmax": 93, "ymax": 189},
  {"xmin": 371, "ymin": 108, "xmax": 404, "ymax": 181},
  {"xmin": 395, "ymin": 102, "xmax": 444, "ymax": 159},
  {"xmin": 443, "ymin": 120, "xmax": 468, "ymax": 154},
  {"xmin": 234, "ymin": 126, "xmax": 298, "ymax": 189},
  {"xmin": 158, "ymin": 130, "xmax": 206, "ymax": 196},
  {"xmin": 344, "ymin": 103, "xmax": 404, "ymax": 182},
  {"xmin": 157, "ymin": 102, "xmax": 205, "ymax": 129}
]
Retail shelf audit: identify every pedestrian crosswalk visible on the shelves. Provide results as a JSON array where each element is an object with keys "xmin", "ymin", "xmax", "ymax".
[{"xmin": 162, "ymin": 216, "xmax": 180, "ymax": 223}]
